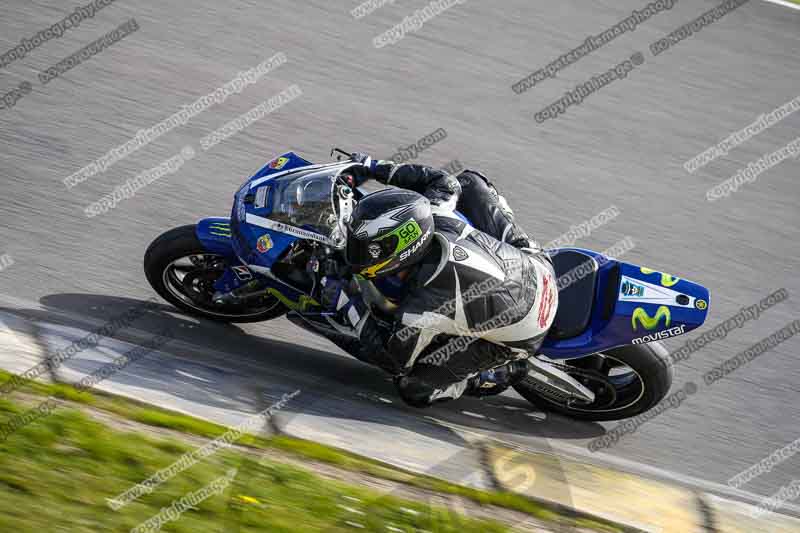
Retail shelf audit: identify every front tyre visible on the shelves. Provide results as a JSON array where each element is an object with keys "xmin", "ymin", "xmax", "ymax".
[
  {"xmin": 513, "ymin": 343, "xmax": 673, "ymax": 421},
  {"xmin": 144, "ymin": 225, "xmax": 287, "ymax": 323}
]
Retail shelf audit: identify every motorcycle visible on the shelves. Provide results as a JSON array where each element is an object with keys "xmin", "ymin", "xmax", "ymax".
[{"xmin": 144, "ymin": 150, "xmax": 710, "ymax": 421}]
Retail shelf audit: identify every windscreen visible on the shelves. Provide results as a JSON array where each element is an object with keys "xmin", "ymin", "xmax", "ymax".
[{"xmin": 267, "ymin": 173, "xmax": 337, "ymax": 237}]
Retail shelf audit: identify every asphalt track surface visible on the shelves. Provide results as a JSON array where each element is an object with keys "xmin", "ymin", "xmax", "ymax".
[{"xmin": 0, "ymin": 0, "xmax": 799, "ymax": 514}]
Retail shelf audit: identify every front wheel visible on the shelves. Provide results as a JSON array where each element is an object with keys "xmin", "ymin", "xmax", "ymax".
[
  {"xmin": 513, "ymin": 343, "xmax": 673, "ymax": 421},
  {"xmin": 144, "ymin": 225, "xmax": 288, "ymax": 323}
]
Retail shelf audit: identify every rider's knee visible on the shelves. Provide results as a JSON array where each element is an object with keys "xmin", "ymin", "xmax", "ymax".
[{"xmin": 395, "ymin": 376, "xmax": 435, "ymax": 408}]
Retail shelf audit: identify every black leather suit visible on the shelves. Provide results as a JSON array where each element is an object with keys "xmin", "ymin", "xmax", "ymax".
[{"xmin": 338, "ymin": 162, "xmax": 558, "ymax": 407}]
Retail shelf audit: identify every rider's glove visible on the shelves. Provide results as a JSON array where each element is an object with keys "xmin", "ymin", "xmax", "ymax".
[
  {"xmin": 321, "ymin": 277, "xmax": 369, "ymax": 331},
  {"xmin": 320, "ymin": 276, "xmax": 348, "ymax": 312},
  {"xmin": 337, "ymin": 292, "xmax": 369, "ymax": 330},
  {"xmin": 350, "ymin": 152, "xmax": 379, "ymax": 172}
]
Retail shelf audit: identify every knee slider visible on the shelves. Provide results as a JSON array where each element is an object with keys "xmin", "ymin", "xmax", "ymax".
[{"xmin": 395, "ymin": 376, "xmax": 434, "ymax": 408}]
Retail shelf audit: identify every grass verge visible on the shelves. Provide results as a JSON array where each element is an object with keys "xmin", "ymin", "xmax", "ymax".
[
  {"xmin": 0, "ymin": 395, "xmax": 512, "ymax": 532},
  {"xmin": 0, "ymin": 370, "xmax": 622, "ymax": 532}
]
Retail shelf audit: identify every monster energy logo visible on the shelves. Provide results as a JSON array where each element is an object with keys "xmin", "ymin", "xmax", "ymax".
[{"xmin": 208, "ymin": 222, "xmax": 231, "ymax": 237}]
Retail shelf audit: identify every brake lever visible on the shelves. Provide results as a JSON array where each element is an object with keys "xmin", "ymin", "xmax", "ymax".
[{"xmin": 330, "ymin": 147, "xmax": 352, "ymax": 161}]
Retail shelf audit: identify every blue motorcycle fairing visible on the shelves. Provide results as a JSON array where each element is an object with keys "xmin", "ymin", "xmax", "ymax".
[
  {"xmin": 195, "ymin": 153, "xmax": 361, "ymax": 315},
  {"xmin": 195, "ymin": 217, "xmax": 236, "ymax": 258},
  {"xmin": 539, "ymin": 247, "xmax": 710, "ymax": 359},
  {"xmin": 230, "ymin": 151, "xmax": 314, "ymax": 269},
  {"xmin": 194, "ymin": 214, "xmax": 319, "ymax": 309},
  {"xmin": 195, "ymin": 217, "xmax": 249, "ymax": 294},
  {"xmin": 251, "ymin": 151, "xmax": 313, "ymax": 181},
  {"xmin": 192, "ymin": 151, "xmax": 711, "ymax": 363},
  {"xmin": 231, "ymin": 153, "xmax": 358, "ymax": 272},
  {"xmin": 452, "ymin": 210, "xmax": 471, "ymax": 225}
]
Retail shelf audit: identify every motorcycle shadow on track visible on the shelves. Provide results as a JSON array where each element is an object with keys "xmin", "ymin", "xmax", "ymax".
[{"xmin": 12, "ymin": 293, "xmax": 606, "ymax": 444}]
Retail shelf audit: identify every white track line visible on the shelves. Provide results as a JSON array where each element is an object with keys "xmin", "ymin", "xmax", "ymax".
[
  {"xmin": 762, "ymin": 0, "xmax": 800, "ymax": 10},
  {"xmin": 3, "ymin": 291, "xmax": 800, "ymax": 518}
]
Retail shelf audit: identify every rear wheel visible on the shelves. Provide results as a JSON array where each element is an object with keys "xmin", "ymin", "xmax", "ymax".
[
  {"xmin": 513, "ymin": 343, "xmax": 673, "ymax": 421},
  {"xmin": 143, "ymin": 225, "xmax": 287, "ymax": 323}
]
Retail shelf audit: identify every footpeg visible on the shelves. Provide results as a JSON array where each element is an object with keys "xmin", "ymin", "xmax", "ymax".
[{"xmin": 465, "ymin": 360, "xmax": 528, "ymax": 397}]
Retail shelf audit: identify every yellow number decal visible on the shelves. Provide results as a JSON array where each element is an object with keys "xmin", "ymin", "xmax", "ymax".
[{"xmin": 640, "ymin": 267, "xmax": 680, "ymax": 287}]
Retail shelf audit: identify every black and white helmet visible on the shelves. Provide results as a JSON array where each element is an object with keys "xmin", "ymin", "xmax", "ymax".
[{"xmin": 346, "ymin": 189, "xmax": 434, "ymax": 278}]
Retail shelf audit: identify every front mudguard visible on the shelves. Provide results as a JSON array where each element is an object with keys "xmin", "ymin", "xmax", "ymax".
[{"xmin": 196, "ymin": 217, "xmax": 237, "ymax": 258}]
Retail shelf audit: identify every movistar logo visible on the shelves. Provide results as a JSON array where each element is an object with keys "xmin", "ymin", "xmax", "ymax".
[
  {"xmin": 632, "ymin": 305, "xmax": 671, "ymax": 331},
  {"xmin": 632, "ymin": 324, "xmax": 686, "ymax": 344}
]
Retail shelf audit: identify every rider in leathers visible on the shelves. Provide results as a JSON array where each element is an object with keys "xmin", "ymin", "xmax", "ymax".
[{"xmin": 326, "ymin": 154, "xmax": 558, "ymax": 407}]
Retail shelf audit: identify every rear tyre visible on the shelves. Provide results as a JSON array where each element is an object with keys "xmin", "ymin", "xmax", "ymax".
[
  {"xmin": 513, "ymin": 342, "xmax": 673, "ymax": 421},
  {"xmin": 144, "ymin": 225, "xmax": 288, "ymax": 323}
]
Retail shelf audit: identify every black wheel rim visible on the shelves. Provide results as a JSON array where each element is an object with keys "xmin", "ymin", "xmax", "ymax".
[
  {"xmin": 523, "ymin": 354, "xmax": 645, "ymax": 414},
  {"xmin": 162, "ymin": 254, "xmax": 281, "ymax": 318}
]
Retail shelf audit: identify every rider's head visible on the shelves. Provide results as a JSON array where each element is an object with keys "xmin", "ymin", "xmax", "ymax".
[{"xmin": 345, "ymin": 189, "xmax": 434, "ymax": 279}]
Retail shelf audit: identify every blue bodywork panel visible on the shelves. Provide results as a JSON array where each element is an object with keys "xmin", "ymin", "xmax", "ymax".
[
  {"xmin": 194, "ymin": 153, "xmax": 710, "ymax": 359},
  {"xmin": 540, "ymin": 248, "xmax": 709, "ymax": 359}
]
